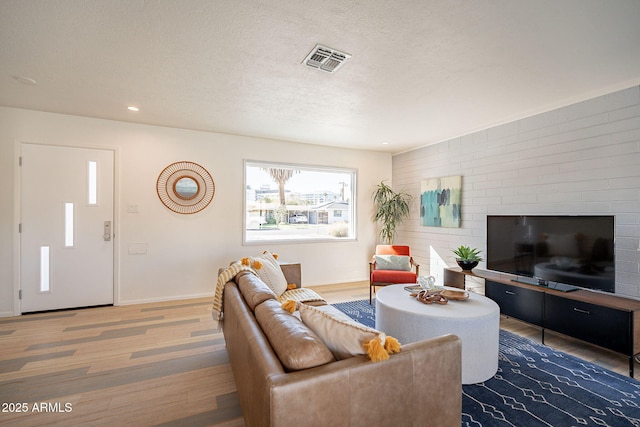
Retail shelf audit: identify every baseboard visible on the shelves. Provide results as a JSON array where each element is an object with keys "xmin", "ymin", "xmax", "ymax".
[
  {"xmin": 117, "ymin": 292, "xmax": 213, "ymax": 306},
  {"xmin": 0, "ymin": 295, "xmax": 215, "ymax": 316}
]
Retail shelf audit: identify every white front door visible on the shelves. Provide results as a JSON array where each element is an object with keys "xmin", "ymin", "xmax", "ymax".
[{"xmin": 20, "ymin": 144, "xmax": 114, "ymax": 312}]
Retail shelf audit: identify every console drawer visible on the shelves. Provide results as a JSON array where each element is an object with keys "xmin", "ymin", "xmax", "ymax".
[
  {"xmin": 544, "ymin": 294, "xmax": 631, "ymax": 354},
  {"xmin": 485, "ymin": 280, "xmax": 543, "ymax": 326}
]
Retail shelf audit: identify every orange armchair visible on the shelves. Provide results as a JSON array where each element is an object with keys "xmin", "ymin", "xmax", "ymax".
[{"xmin": 369, "ymin": 245, "xmax": 419, "ymax": 303}]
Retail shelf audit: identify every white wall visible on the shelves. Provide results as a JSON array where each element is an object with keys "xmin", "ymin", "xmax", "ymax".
[
  {"xmin": 393, "ymin": 86, "xmax": 640, "ymax": 298},
  {"xmin": 0, "ymin": 107, "xmax": 391, "ymax": 316}
]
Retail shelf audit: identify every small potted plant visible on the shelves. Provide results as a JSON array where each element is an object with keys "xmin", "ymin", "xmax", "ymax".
[{"xmin": 452, "ymin": 245, "xmax": 483, "ymax": 271}]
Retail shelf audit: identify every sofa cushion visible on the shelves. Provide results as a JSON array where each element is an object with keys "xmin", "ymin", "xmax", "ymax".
[
  {"xmin": 298, "ymin": 303, "xmax": 390, "ymax": 360},
  {"xmin": 370, "ymin": 269, "xmax": 417, "ymax": 284},
  {"xmin": 375, "ymin": 255, "xmax": 411, "ymax": 271},
  {"xmin": 236, "ymin": 270, "xmax": 277, "ymax": 311},
  {"xmin": 251, "ymin": 251, "xmax": 288, "ymax": 296},
  {"xmin": 255, "ymin": 299, "xmax": 335, "ymax": 371}
]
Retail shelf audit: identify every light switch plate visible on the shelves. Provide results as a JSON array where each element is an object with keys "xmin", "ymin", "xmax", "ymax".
[{"xmin": 128, "ymin": 243, "xmax": 147, "ymax": 255}]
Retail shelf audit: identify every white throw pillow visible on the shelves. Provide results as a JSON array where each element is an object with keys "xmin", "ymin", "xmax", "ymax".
[
  {"xmin": 298, "ymin": 303, "xmax": 386, "ymax": 360},
  {"xmin": 375, "ymin": 255, "xmax": 411, "ymax": 271},
  {"xmin": 252, "ymin": 251, "xmax": 288, "ymax": 296}
]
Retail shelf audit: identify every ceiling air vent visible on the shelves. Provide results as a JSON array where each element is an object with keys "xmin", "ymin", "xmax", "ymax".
[{"xmin": 302, "ymin": 44, "xmax": 351, "ymax": 73}]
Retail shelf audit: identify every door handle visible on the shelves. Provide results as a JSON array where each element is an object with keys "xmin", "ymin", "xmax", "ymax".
[{"xmin": 103, "ymin": 221, "xmax": 111, "ymax": 241}]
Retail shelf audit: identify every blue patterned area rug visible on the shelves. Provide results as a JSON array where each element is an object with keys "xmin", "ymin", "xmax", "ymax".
[{"xmin": 333, "ymin": 299, "xmax": 640, "ymax": 426}]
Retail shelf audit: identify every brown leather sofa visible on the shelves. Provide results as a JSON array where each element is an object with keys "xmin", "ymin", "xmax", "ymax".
[{"xmin": 221, "ymin": 264, "xmax": 462, "ymax": 427}]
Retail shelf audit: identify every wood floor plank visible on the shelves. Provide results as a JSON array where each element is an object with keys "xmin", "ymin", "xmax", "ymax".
[{"xmin": 0, "ymin": 284, "xmax": 636, "ymax": 426}]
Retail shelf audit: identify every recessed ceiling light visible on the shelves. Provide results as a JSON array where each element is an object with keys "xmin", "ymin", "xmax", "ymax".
[
  {"xmin": 382, "ymin": 142, "xmax": 389, "ymax": 145},
  {"xmin": 127, "ymin": 106, "xmax": 140, "ymax": 112},
  {"xmin": 12, "ymin": 75, "xmax": 37, "ymax": 85}
]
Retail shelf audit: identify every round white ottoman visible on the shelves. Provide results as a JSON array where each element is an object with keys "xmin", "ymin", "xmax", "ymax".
[{"xmin": 375, "ymin": 285, "xmax": 499, "ymax": 384}]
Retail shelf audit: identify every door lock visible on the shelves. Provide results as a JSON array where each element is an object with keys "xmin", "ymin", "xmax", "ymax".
[{"xmin": 103, "ymin": 221, "xmax": 111, "ymax": 241}]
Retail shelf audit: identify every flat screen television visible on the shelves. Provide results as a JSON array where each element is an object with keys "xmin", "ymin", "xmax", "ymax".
[{"xmin": 486, "ymin": 215, "xmax": 615, "ymax": 293}]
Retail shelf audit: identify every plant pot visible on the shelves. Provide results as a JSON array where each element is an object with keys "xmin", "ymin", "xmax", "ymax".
[{"xmin": 456, "ymin": 260, "xmax": 478, "ymax": 271}]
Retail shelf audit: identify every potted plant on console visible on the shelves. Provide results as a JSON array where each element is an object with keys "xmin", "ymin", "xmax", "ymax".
[{"xmin": 452, "ymin": 245, "xmax": 482, "ymax": 271}]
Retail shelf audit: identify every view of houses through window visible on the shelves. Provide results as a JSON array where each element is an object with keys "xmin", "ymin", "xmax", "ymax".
[{"xmin": 244, "ymin": 161, "xmax": 356, "ymax": 243}]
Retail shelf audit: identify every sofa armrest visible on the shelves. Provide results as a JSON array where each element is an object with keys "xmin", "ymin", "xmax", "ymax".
[
  {"xmin": 410, "ymin": 257, "xmax": 420, "ymax": 276},
  {"xmin": 268, "ymin": 334, "xmax": 462, "ymax": 426},
  {"xmin": 279, "ymin": 262, "xmax": 301, "ymax": 288}
]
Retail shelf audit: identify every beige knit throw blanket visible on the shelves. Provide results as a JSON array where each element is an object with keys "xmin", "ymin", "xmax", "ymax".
[{"xmin": 212, "ymin": 261, "xmax": 256, "ymax": 322}]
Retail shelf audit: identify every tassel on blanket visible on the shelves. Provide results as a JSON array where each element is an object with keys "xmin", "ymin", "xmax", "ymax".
[{"xmin": 281, "ymin": 300, "xmax": 298, "ymax": 313}]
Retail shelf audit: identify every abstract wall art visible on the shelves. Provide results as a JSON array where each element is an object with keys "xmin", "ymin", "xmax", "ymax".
[{"xmin": 420, "ymin": 175, "xmax": 461, "ymax": 227}]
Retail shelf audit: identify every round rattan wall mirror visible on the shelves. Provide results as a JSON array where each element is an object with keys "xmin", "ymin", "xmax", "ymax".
[{"xmin": 156, "ymin": 161, "xmax": 215, "ymax": 214}]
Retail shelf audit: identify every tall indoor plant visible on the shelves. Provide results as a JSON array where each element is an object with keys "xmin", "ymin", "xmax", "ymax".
[{"xmin": 372, "ymin": 181, "xmax": 412, "ymax": 244}]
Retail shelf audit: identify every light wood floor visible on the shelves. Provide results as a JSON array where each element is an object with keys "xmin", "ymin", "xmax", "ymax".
[{"xmin": 0, "ymin": 281, "xmax": 635, "ymax": 426}]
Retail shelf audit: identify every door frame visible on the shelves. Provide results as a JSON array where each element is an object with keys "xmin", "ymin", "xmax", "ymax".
[{"xmin": 13, "ymin": 141, "xmax": 121, "ymax": 316}]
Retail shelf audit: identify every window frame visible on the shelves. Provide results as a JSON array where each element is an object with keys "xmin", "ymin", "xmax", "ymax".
[{"xmin": 243, "ymin": 160, "xmax": 357, "ymax": 245}]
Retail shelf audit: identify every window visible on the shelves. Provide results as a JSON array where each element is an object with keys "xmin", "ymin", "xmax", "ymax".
[
  {"xmin": 64, "ymin": 202, "xmax": 74, "ymax": 247},
  {"xmin": 244, "ymin": 161, "xmax": 356, "ymax": 243},
  {"xmin": 40, "ymin": 246, "xmax": 50, "ymax": 292},
  {"xmin": 87, "ymin": 160, "xmax": 97, "ymax": 205}
]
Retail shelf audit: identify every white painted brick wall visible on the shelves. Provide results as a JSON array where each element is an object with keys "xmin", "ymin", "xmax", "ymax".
[{"xmin": 393, "ymin": 85, "xmax": 640, "ymax": 298}]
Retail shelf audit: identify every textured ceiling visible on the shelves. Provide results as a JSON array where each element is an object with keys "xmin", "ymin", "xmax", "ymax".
[{"xmin": 1, "ymin": 0, "xmax": 640, "ymax": 153}]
